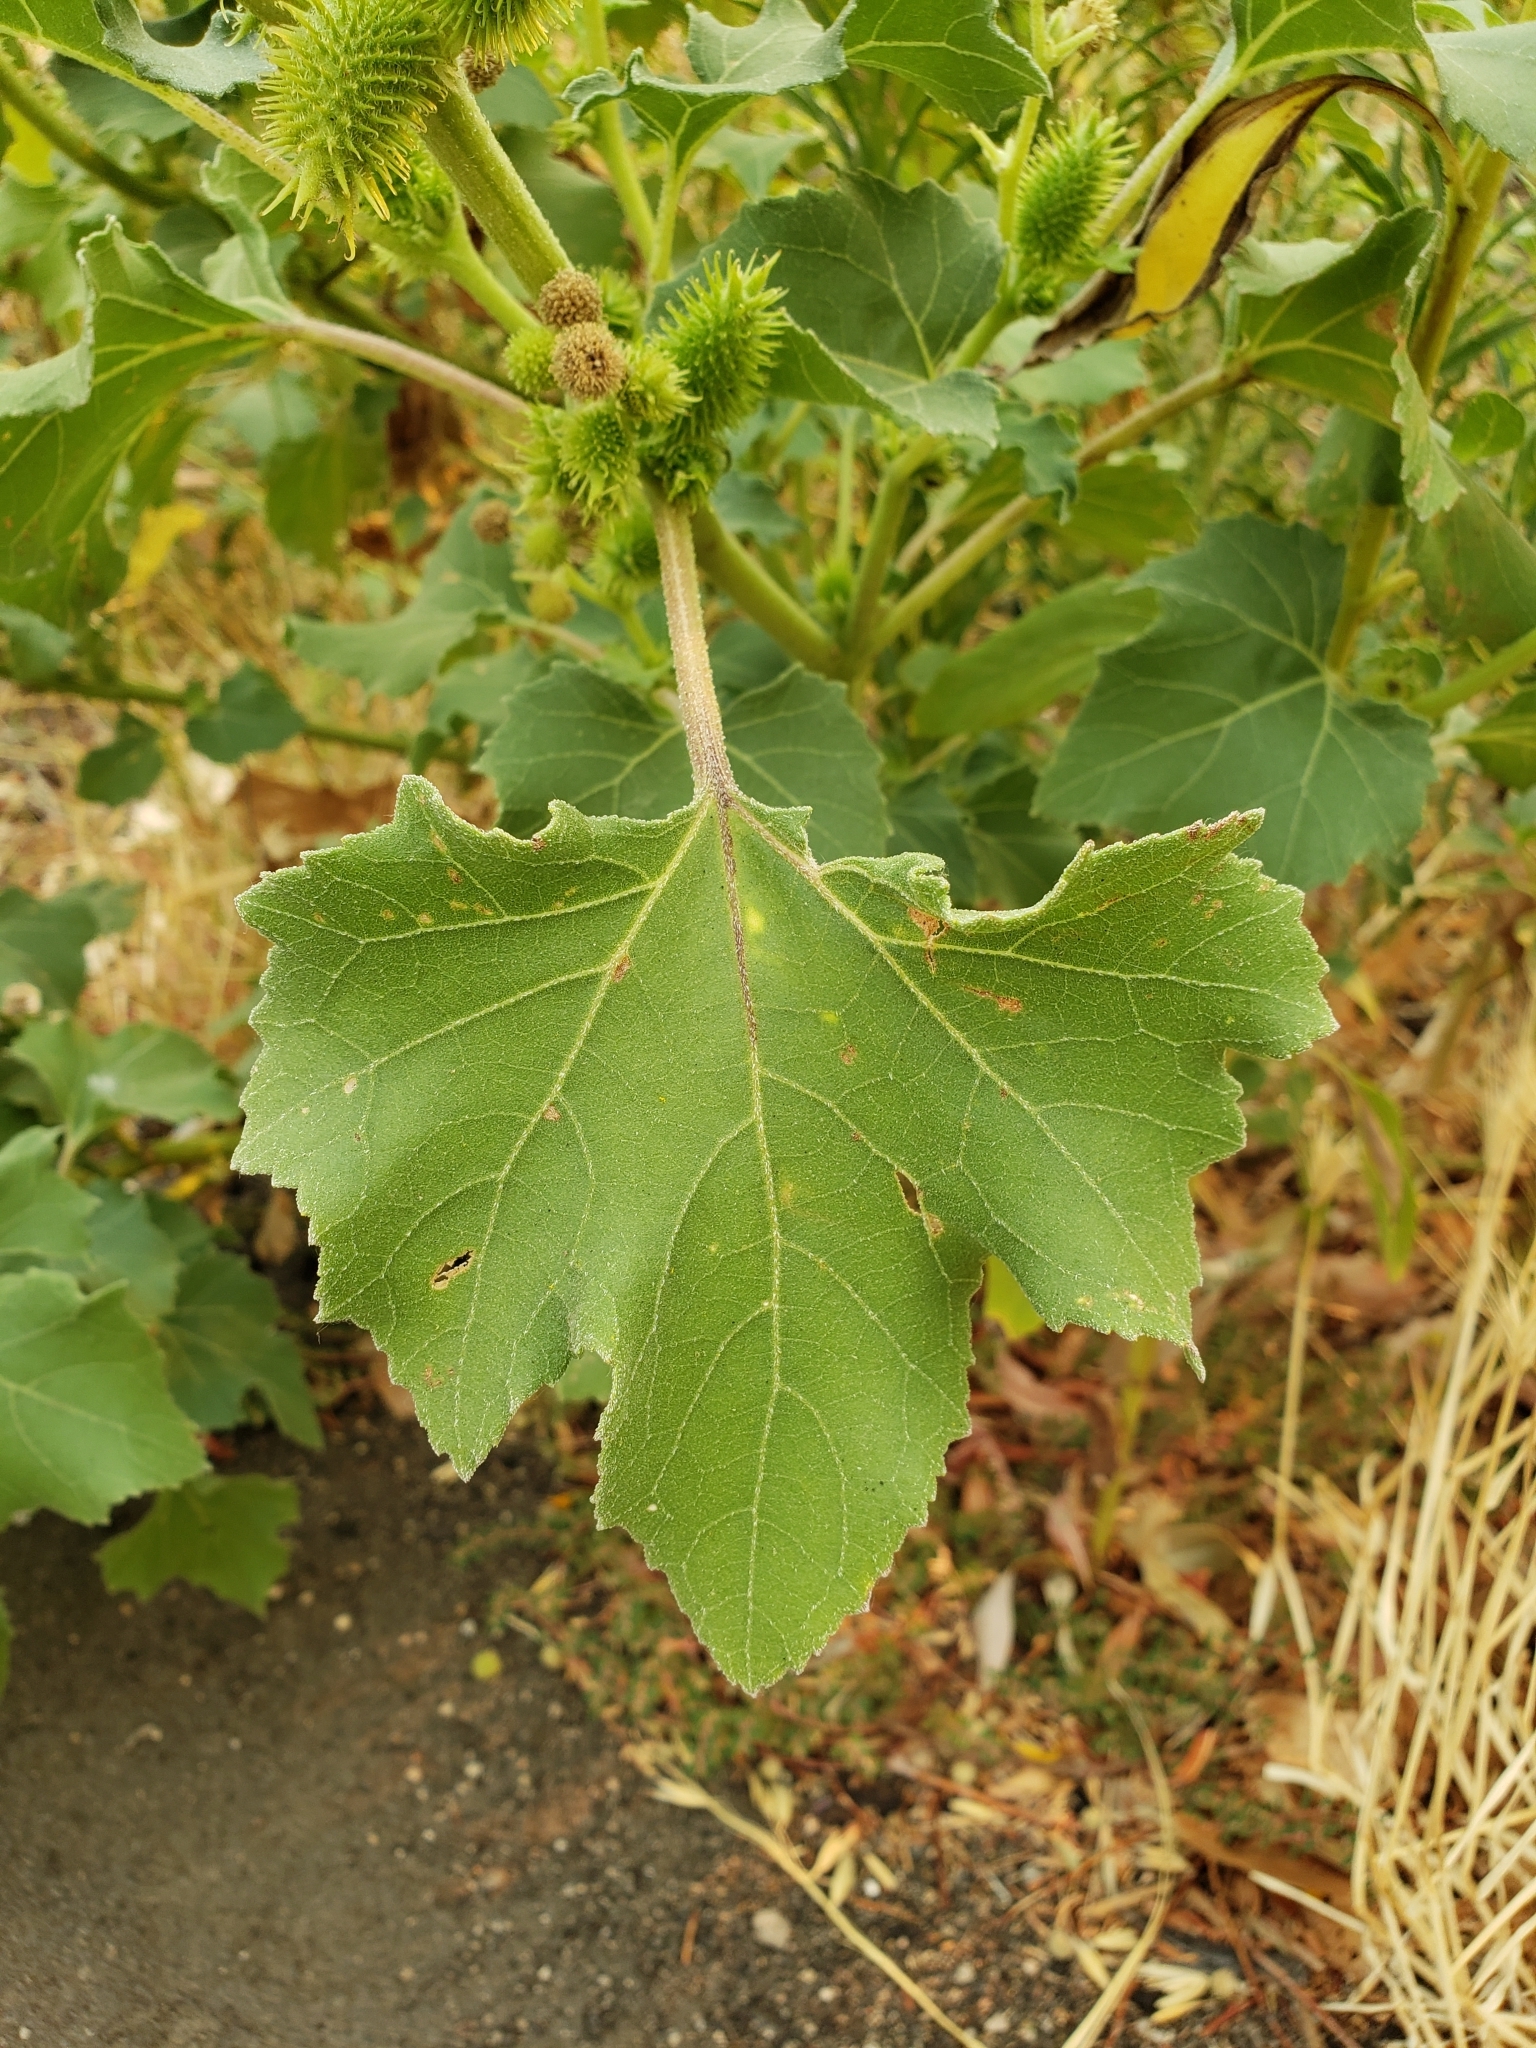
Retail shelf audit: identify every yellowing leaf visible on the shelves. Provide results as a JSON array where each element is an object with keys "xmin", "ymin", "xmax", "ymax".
[
  {"xmin": 982, "ymin": 1256, "xmax": 1042, "ymax": 1340},
  {"xmin": 1035, "ymin": 77, "xmax": 1450, "ymax": 360},
  {"xmin": 1117, "ymin": 80, "xmax": 1345, "ymax": 337},
  {"xmin": 125, "ymin": 500, "xmax": 207, "ymax": 593},
  {"xmin": 2, "ymin": 105, "xmax": 54, "ymax": 185}
]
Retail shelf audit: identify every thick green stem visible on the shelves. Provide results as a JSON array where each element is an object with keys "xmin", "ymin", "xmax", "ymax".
[
  {"xmin": 953, "ymin": 293, "xmax": 1019, "ymax": 371},
  {"xmin": 146, "ymin": 83, "xmax": 295, "ymax": 187},
  {"xmin": 580, "ymin": 0, "xmax": 657, "ymax": 252},
  {"xmin": 1410, "ymin": 142, "xmax": 1509, "ymax": 388},
  {"xmin": 0, "ymin": 48, "xmax": 194, "ymax": 212},
  {"xmin": 1411, "ymin": 624, "xmax": 1536, "ymax": 722},
  {"xmin": 424, "ymin": 67, "xmax": 569, "ymax": 292},
  {"xmin": 832, "ymin": 411, "xmax": 860, "ymax": 565},
  {"xmin": 434, "ymin": 218, "xmax": 537, "ymax": 333},
  {"xmin": 868, "ymin": 361, "xmax": 1247, "ymax": 657},
  {"xmin": 651, "ymin": 142, "xmax": 686, "ymax": 281},
  {"xmin": 271, "ymin": 314, "xmax": 525, "ymax": 420},
  {"xmin": 1080, "ymin": 359, "xmax": 1251, "ymax": 464},
  {"xmin": 652, "ymin": 495, "xmax": 736, "ymax": 801},
  {"xmin": 10, "ymin": 672, "xmax": 412, "ymax": 753},
  {"xmin": 1090, "ymin": 1334, "xmax": 1157, "ymax": 1566},
  {"xmin": 994, "ymin": 99, "xmax": 1042, "ymax": 247},
  {"xmin": 843, "ymin": 432, "xmax": 940, "ymax": 669},
  {"xmin": 1326, "ymin": 143, "xmax": 1510, "ymax": 674},
  {"xmin": 1090, "ymin": 54, "xmax": 1234, "ymax": 246},
  {"xmin": 691, "ymin": 503, "xmax": 841, "ymax": 674},
  {"xmin": 1324, "ymin": 503, "xmax": 1395, "ymax": 674}
]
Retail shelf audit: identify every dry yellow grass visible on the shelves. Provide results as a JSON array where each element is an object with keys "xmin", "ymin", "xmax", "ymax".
[{"xmin": 1273, "ymin": 1005, "xmax": 1536, "ymax": 2045}]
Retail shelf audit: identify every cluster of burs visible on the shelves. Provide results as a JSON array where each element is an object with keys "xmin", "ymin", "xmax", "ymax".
[{"xmin": 255, "ymin": 0, "xmax": 789, "ymax": 607}]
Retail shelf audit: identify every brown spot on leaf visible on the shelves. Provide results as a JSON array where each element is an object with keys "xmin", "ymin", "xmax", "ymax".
[
  {"xmin": 542, "ymin": 1106, "xmax": 560, "ymax": 1121},
  {"xmin": 907, "ymin": 906, "xmax": 944, "ymax": 972},
  {"xmin": 612, "ymin": 956, "xmax": 631, "ymax": 982},
  {"xmin": 839, "ymin": 1044, "xmax": 858, "ymax": 1065},
  {"xmin": 964, "ymin": 985, "xmax": 1023, "ymax": 1016}
]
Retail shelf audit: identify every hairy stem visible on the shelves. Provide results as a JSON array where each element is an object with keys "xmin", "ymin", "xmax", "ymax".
[
  {"xmin": 652, "ymin": 495, "xmax": 736, "ymax": 802},
  {"xmin": 1090, "ymin": 50, "xmax": 1234, "ymax": 246},
  {"xmin": 0, "ymin": 47, "xmax": 195, "ymax": 212},
  {"xmin": 148, "ymin": 84, "xmax": 296, "ymax": 187},
  {"xmin": 691, "ymin": 504, "xmax": 840, "ymax": 674},
  {"xmin": 651, "ymin": 142, "xmax": 686, "ymax": 281},
  {"xmin": 832, "ymin": 411, "xmax": 860, "ymax": 565},
  {"xmin": 952, "ymin": 94, "xmax": 1045, "ymax": 371},
  {"xmin": 580, "ymin": 0, "xmax": 657, "ymax": 251},
  {"xmin": 9, "ymin": 672, "xmax": 413, "ymax": 753},
  {"xmin": 437, "ymin": 229, "xmax": 538, "ymax": 335},
  {"xmin": 842, "ymin": 433, "xmax": 940, "ymax": 669},
  {"xmin": 870, "ymin": 361, "xmax": 1246, "ymax": 656},
  {"xmin": 1326, "ymin": 141, "xmax": 1510, "ymax": 674},
  {"xmin": 424, "ymin": 67, "xmax": 568, "ymax": 292},
  {"xmin": 1324, "ymin": 503, "xmax": 1396, "ymax": 674},
  {"xmin": 1410, "ymin": 623, "xmax": 1536, "ymax": 721},
  {"xmin": 269, "ymin": 314, "xmax": 525, "ymax": 418}
]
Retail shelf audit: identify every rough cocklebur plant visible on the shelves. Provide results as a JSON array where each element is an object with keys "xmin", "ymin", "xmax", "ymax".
[{"xmin": 4, "ymin": 0, "xmax": 1535, "ymax": 1688}]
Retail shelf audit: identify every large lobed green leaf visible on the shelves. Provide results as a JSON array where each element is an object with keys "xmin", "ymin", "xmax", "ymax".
[
  {"xmin": 1427, "ymin": 24, "xmax": 1536, "ymax": 162},
  {"xmin": 7, "ymin": 1015, "xmax": 239, "ymax": 1154},
  {"xmin": 97, "ymin": 1473, "xmax": 299, "ymax": 1616},
  {"xmin": 1035, "ymin": 518, "xmax": 1434, "ymax": 891},
  {"xmin": 911, "ymin": 582, "xmax": 1161, "ymax": 737},
  {"xmin": 235, "ymin": 778, "xmax": 1329, "ymax": 1687},
  {"xmin": 480, "ymin": 661, "xmax": 889, "ymax": 861},
  {"xmin": 841, "ymin": 0, "xmax": 1047, "ymax": 128},
  {"xmin": 289, "ymin": 494, "xmax": 523, "ymax": 698},
  {"xmin": 683, "ymin": 173, "xmax": 1003, "ymax": 442},
  {"xmin": 568, "ymin": 0, "xmax": 848, "ymax": 163},
  {"xmin": 1231, "ymin": 0, "xmax": 1425, "ymax": 70},
  {"xmin": 0, "ymin": 879, "xmax": 117, "ymax": 1012},
  {"xmin": 0, "ymin": 1269, "xmax": 205, "ymax": 1523},
  {"xmin": 1409, "ymin": 480, "xmax": 1536, "ymax": 649},
  {"xmin": 0, "ymin": 0, "xmax": 268, "ymax": 97},
  {"xmin": 158, "ymin": 1248, "xmax": 322, "ymax": 1447},
  {"xmin": 0, "ymin": 225, "xmax": 260, "ymax": 622},
  {"xmin": 1237, "ymin": 210, "xmax": 1435, "ymax": 426},
  {"xmin": 0, "ymin": 1126, "xmax": 96, "ymax": 1272}
]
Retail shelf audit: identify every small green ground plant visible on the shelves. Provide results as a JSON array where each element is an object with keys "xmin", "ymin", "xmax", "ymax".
[
  {"xmin": 2, "ymin": 0, "xmax": 1534, "ymax": 1690},
  {"xmin": 0, "ymin": 880, "xmax": 316, "ymax": 1682}
]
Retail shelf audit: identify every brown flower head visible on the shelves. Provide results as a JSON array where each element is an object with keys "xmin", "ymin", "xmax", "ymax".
[
  {"xmin": 550, "ymin": 322, "xmax": 629, "ymax": 401},
  {"xmin": 537, "ymin": 268, "xmax": 604, "ymax": 329}
]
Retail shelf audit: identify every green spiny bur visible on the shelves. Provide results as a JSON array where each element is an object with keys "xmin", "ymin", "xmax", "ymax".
[
  {"xmin": 505, "ymin": 327, "xmax": 556, "ymax": 399},
  {"xmin": 259, "ymin": 0, "xmax": 448, "ymax": 240},
  {"xmin": 375, "ymin": 153, "xmax": 462, "ymax": 279},
  {"xmin": 1015, "ymin": 109, "xmax": 1130, "ymax": 276},
  {"xmin": 556, "ymin": 401, "xmax": 638, "ymax": 516},
  {"xmin": 654, "ymin": 255, "xmax": 787, "ymax": 441},
  {"xmin": 430, "ymin": 0, "xmax": 572, "ymax": 59}
]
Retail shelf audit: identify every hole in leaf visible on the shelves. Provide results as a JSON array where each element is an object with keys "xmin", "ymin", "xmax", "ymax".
[{"xmin": 431, "ymin": 1250, "xmax": 475, "ymax": 1290}]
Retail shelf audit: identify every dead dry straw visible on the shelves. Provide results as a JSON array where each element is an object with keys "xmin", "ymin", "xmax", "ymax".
[{"xmin": 1281, "ymin": 1005, "xmax": 1536, "ymax": 2045}]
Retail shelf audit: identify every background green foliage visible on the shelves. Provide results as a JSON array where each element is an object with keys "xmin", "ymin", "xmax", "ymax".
[{"xmin": 3, "ymin": 0, "xmax": 1535, "ymax": 1684}]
